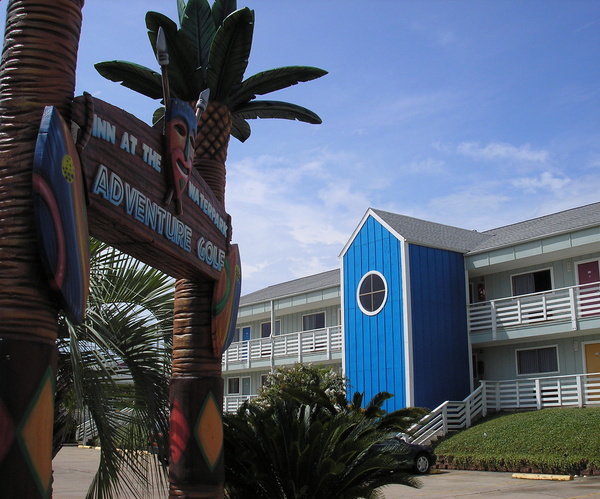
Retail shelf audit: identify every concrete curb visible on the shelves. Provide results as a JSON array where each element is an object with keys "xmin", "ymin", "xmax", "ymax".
[{"xmin": 512, "ymin": 473, "xmax": 573, "ymax": 481}]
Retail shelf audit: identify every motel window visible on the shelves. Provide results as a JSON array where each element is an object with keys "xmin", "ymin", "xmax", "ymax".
[
  {"xmin": 303, "ymin": 312, "xmax": 325, "ymax": 331},
  {"xmin": 228, "ymin": 377, "xmax": 251, "ymax": 395},
  {"xmin": 357, "ymin": 271, "xmax": 388, "ymax": 316},
  {"xmin": 260, "ymin": 374, "xmax": 269, "ymax": 388},
  {"xmin": 228, "ymin": 378, "xmax": 240, "ymax": 394},
  {"xmin": 241, "ymin": 377, "xmax": 251, "ymax": 396},
  {"xmin": 516, "ymin": 346, "xmax": 559, "ymax": 376},
  {"xmin": 261, "ymin": 320, "xmax": 281, "ymax": 338},
  {"xmin": 512, "ymin": 269, "xmax": 552, "ymax": 296}
]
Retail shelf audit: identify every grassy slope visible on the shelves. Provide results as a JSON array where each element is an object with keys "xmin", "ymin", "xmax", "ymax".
[{"xmin": 434, "ymin": 407, "xmax": 600, "ymax": 475}]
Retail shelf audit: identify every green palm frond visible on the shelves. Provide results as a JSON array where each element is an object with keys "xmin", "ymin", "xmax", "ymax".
[
  {"xmin": 146, "ymin": 11, "xmax": 203, "ymax": 99},
  {"xmin": 58, "ymin": 240, "xmax": 173, "ymax": 499},
  {"xmin": 179, "ymin": 0, "xmax": 216, "ymax": 69},
  {"xmin": 94, "ymin": 61, "xmax": 163, "ymax": 100},
  {"xmin": 231, "ymin": 116, "xmax": 251, "ymax": 142},
  {"xmin": 211, "ymin": 0, "xmax": 237, "ymax": 28},
  {"xmin": 228, "ymin": 66, "xmax": 328, "ymax": 109},
  {"xmin": 206, "ymin": 7, "xmax": 254, "ymax": 101},
  {"xmin": 96, "ymin": 1, "xmax": 325, "ymax": 142},
  {"xmin": 234, "ymin": 100, "xmax": 323, "ymax": 124}
]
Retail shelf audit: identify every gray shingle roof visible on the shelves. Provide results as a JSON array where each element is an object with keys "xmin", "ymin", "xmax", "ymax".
[
  {"xmin": 372, "ymin": 209, "xmax": 491, "ymax": 253},
  {"xmin": 469, "ymin": 201, "xmax": 600, "ymax": 253},
  {"xmin": 241, "ymin": 203, "xmax": 600, "ymax": 302},
  {"xmin": 240, "ymin": 268, "xmax": 340, "ymax": 306}
]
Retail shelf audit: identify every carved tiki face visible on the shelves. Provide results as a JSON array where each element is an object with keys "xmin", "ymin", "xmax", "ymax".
[{"xmin": 165, "ymin": 99, "xmax": 198, "ymax": 200}]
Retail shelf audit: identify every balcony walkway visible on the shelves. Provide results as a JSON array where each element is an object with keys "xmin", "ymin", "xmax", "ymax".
[
  {"xmin": 223, "ymin": 325, "xmax": 342, "ymax": 371},
  {"xmin": 469, "ymin": 281, "xmax": 600, "ymax": 341}
]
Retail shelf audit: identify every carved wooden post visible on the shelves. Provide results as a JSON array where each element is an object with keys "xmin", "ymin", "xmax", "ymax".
[
  {"xmin": 169, "ymin": 102, "xmax": 231, "ymax": 498},
  {"xmin": 0, "ymin": 1, "xmax": 83, "ymax": 497}
]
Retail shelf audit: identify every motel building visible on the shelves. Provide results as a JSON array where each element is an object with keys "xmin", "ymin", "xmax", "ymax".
[{"xmin": 222, "ymin": 202, "xmax": 600, "ymax": 436}]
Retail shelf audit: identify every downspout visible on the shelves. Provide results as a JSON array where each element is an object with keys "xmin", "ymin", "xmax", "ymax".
[
  {"xmin": 402, "ymin": 239, "xmax": 414, "ymax": 407},
  {"xmin": 465, "ymin": 265, "xmax": 475, "ymax": 393}
]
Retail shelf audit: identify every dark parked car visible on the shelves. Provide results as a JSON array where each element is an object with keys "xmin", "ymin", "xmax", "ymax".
[{"xmin": 372, "ymin": 433, "xmax": 436, "ymax": 475}]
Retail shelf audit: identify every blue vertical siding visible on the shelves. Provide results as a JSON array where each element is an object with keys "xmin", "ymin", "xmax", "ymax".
[
  {"xmin": 343, "ymin": 216, "xmax": 405, "ymax": 412},
  {"xmin": 409, "ymin": 244, "xmax": 471, "ymax": 409}
]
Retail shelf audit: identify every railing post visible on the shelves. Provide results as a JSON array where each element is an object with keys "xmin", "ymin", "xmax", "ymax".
[
  {"xmin": 495, "ymin": 382, "xmax": 501, "ymax": 411},
  {"xmin": 442, "ymin": 405, "xmax": 448, "ymax": 436},
  {"xmin": 327, "ymin": 327, "xmax": 332, "ymax": 360},
  {"xmin": 577, "ymin": 374, "xmax": 585, "ymax": 407},
  {"xmin": 535, "ymin": 379, "xmax": 542, "ymax": 409},
  {"xmin": 270, "ymin": 336, "xmax": 275, "ymax": 368},
  {"xmin": 491, "ymin": 301, "xmax": 497, "ymax": 341},
  {"xmin": 569, "ymin": 287, "xmax": 578, "ymax": 330},
  {"xmin": 481, "ymin": 381, "xmax": 488, "ymax": 417},
  {"xmin": 298, "ymin": 332, "xmax": 302, "ymax": 363},
  {"xmin": 542, "ymin": 294, "xmax": 547, "ymax": 320},
  {"xmin": 466, "ymin": 398, "xmax": 472, "ymax": 428}
]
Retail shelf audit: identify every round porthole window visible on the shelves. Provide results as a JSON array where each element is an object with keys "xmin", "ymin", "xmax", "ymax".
[{"xmin": 357, "ymin": 271, "xmax": 387, "ymax": 316}]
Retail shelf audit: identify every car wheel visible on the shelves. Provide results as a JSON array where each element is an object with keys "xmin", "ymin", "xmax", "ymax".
[{"xmin": 413, "ymin": 453, "xmax": 431, "ymax": 474}]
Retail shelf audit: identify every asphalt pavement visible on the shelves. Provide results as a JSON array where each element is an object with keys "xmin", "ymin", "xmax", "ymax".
[{"xmin": 53, "ymin": 446, "xmax": 600, "ymax": 498}]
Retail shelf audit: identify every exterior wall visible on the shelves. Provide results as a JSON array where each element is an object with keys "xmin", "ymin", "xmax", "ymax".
[
  {"xmin": 478, "ymin": 331, "xmax": 600, "ymax": 381},
  {"xmin": 235, "ymin": 304, "xmax": 341, "ymax": 341},
  {"xmin": 409, "ymin": 244, "xmax": 471, "ymax": 409},
  {"xmin": 343, "ymin": 216, "xmax": 405, "ymax": 412},
  {"xmin": 469, "ymin": 251, "xmax": 600, "ymax": 302}
]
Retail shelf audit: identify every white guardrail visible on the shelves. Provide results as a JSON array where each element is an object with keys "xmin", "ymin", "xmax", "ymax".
[
  {"xmin": 469, "ymin": 282, "xmax": 600, "ymax": 337},
  {"xmin": 222, "ymin": 326, "xmax": 343, "ymax": 368},
  {"xmin": 410, "ymin": 372, "xmax": 600, "ymax": 446}
]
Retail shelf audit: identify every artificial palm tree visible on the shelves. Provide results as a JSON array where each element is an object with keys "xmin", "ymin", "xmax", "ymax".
[
  {"xmin": 55, "ymin": 239, "xmax": 174, "ymax": 499},
  {"xmin": 96, "ymin": 2, "xmax": 326, "ymax": 495}
]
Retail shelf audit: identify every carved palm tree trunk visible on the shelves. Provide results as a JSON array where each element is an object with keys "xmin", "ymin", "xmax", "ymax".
[
  {"xmin": 0, "ymin": 0, "xmax": 83, "ymax": 497},
  {"xmin": 169, "ymin": 102, "xmax": 232, "ymax": 498}
]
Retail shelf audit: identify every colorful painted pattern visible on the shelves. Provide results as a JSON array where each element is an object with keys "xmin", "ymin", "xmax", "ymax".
[
  {"xmin": 32, "ymin": 106, "xmax": 90, "ymax": 324},
  {"xmin": 211, "ymin": 244, "xmax": 242, "ymax": 356}
]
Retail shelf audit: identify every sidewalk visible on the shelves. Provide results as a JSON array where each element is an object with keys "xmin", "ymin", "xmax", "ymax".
[{"xmin": 52, "ymin": 445, "xmax": 168, "ymax": 498}]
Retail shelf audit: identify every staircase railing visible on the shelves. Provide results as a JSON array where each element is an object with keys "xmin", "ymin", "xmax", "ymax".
[{"xmin": 410, "ymin": 372, "xmax": 600, "ymax": 446}]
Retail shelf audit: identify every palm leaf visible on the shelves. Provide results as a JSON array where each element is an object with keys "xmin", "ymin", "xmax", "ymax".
[
  {"xmin": 65, "ymin": 240, "xmax": 173, "ymax": 498},
  {"xmin": 180, "ymin": 0, "xmax": 215, "ymax": 70},
  {"xmin": 231, "ymin": 116, "xmax": 251, "ymax": 142},
  {"xmin": 177, "ymin": 0, "xmax": 186, "ymax": 25},
  {"xmin": 212, "ymin": 0, "xmax": 237, "ymax": 28},
  {"xmin": 94, "ymin": 61, "xmax": 163, "ymax": 100},
  {"xmin": 228, "ymin": 66, "xmax": 328, "ymax": 109},
  {"xmin": 146, "ymin": 11, "xmax": 202, "ymax": 100},
  {"xmin": 206, "ymin": 7, "xmax": 254, "ymax": 102},
  {"xmin": 234, "ymin": 100, "xmax": 323, "ymax": 124}
]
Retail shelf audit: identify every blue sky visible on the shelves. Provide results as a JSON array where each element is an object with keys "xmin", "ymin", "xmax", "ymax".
[{"xmin": 3, "ymin": 1, "xmax": 600, "ymax": 294}]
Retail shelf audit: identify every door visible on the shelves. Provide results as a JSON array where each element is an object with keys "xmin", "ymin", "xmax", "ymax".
[
  {"xmin": 584, "ymin": 342, "xmax": 600, "ymax": 402},
  {"xmin": 241, "ymin": 326, "xmax": 251, "ymax": 359},
  {"xmin": 242, "ymin": 326, "xmax": 251, "ymax": 341},
  {"xmin": 577, "ymin": 261, "xmax": 600, "ymax": 316}
]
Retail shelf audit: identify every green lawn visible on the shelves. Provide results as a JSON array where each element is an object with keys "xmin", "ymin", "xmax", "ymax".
[{"xmin": 433, "ymin": 407, "xmax": 600, "ymax": 475}]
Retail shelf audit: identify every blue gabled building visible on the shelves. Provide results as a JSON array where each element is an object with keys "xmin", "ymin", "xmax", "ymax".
[
  {"xmin": 224, "ymin": 202, "xmax": 600, "ymax": 416},
  {"xmin": 340, "ymin": 209, "xmax": 489, "ymax": 411}
]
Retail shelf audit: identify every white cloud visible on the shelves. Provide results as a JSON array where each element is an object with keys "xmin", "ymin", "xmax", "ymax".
[
  {"xmin": 226, "ymin": 152, "xmax": 372, "ymax": 293},
  {"xmin": 511, "ymin": 171, "xmax": 571, "ymax": 193},
  {"xmin": 456, "ymin": 142, "xmax": 549, "ymax": 163}
]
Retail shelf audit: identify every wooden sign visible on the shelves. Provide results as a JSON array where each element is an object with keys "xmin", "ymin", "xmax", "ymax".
[{"xmin": 71, "ymin": 96, "xmax": 230, "ymax": 281}]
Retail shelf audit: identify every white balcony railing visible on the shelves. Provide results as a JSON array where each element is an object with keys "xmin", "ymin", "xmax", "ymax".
[
  {"xmin": 223, "ymin": 394, "xmax": 257, "ymax": 413},
  {"xmin": 469, "ymin": 282, "xmax": 600, "ymax": 338},
  {"xmin": 222, "ymin": 325, "xmax": 343, "ymax": 370}
]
